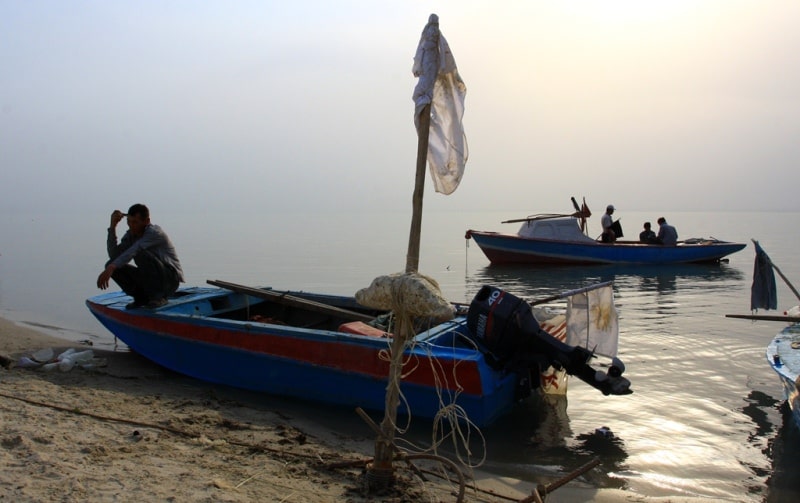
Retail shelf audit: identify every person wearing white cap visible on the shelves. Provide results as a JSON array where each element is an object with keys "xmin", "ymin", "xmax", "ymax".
[{"xmin": 601, "ymin": 204, "xmax": 616, "ymax": 243}]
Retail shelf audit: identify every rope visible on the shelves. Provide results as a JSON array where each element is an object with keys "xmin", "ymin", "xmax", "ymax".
[
  {"xmin": 0, "ymin": 389, "xmax": 597, "ymax": 501},
  {"xmin": 0, "ymin": 389, "xmax": 470, "ymax": 499},
  {"xmin": 0, "ymin": 390, "xmax": 314, "ymax": 460}
]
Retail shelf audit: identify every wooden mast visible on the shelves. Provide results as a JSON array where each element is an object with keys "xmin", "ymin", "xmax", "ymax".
[
  {"xmin": 367, "ymin": 18, "xmax": 436, "ymax": 488},
  {"xmin": 405, "ymin": 103, "xmax": 431, "ymax": 274}
]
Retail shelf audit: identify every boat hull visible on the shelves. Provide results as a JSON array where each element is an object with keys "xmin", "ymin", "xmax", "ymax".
[
  {"xmin": 467, "ymin": 230, "xmax": 746, "ymax": 265},
  {"xmin": 86, "ymin": 288, "xmax": 520, "ymax": 427},
  {"xmin": 766, "ymin": 323, "xmax": 800, "ymax": 429}
]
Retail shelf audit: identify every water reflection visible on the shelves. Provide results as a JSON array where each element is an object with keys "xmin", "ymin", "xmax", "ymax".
[
  {"xmin": 740, "ymin": 390, "xmax": 778, "ymax": 491},
  {"xmin": 766, "ymin": 401, "xmax": 800, "ymax": 503},
  {"xmin": 467, "ymin": 263, "xmax": 745, "ymax": 302},
  {"xmin": 477, "ymin": 393, "xmax": 629, "ymax": 489},
  {"xmin": 465, "ymin": 263, "xmax": 745, "ymax": 329},
  {"xmin": 461, "ymin": 262, "xmax": 750, "ymax": 494}
]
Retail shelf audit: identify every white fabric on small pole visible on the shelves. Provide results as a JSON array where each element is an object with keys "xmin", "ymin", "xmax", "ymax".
[
  {"xmin": 412, "ymin": 14, "xmax": 468, "ymax": 195},
  {"xmin": 565, "ymin": 284, "xmax": 619, "ymax": 358}
]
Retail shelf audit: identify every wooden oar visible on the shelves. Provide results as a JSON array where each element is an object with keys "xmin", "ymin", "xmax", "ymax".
[
  {"xmin": 725, "ymin": 314, "xmax": 800, "ymax": 322},
  {"xmin": 529, "ymin": 281, "xmax": 614, "ymax": 306},
  {"xmin": 207, "ymin": 280, "xmax": 375, "ymax": 323},
  {"xmin": 502, "ymin": 212, "xmax": 580, "ymax": 224}
]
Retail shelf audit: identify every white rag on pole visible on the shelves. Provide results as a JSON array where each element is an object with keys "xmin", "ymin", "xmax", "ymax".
[
  {"xmin": 412, "ymin": 14, "xmax": 468, "ymax": 195},
  {"xmin": 565, "ymin": 284, "xmax": 619, "ymax": 358}
]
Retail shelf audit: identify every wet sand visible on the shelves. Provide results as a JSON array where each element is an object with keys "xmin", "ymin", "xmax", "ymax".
[{"xmin": 1, "ymin": 316, "xmax": 700, "ymax": 502}]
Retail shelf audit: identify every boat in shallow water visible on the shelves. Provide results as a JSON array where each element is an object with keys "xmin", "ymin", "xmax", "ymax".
[
  {"xmin": 86, "ymin": 280, "xmax": 631, "ymax": 427},
  {"xmin": 466, "ymin": 213, "xmax": 745, "ymax": 265},
  {"xmin": 766, "ymin": 323, "xmax": 800, "ymax": 429},
  {"xmin": 727, "ymin": 240, "xmax": 800, "ymax": 429}
]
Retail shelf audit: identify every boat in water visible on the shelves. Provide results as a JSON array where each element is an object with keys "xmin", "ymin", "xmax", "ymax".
[
  {"xmin": 727, "ymin": 240, "xmax": 800, "ymax": 429},
  {"xmin": 767, "ymin": 322, "xmax": 800, "ymax": 429},
  {"xmin": 466, "ymin": 205, "xmax": 745, "ymax": 265},
  {"xmin": 86, "ymin": 280, "xmax": 631, "ymax": 427}
]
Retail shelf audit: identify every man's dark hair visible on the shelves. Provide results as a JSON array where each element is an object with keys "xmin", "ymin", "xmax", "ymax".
[{"xmin": 127, "ymin": 203, "xmax": 150, "ymax": 219}]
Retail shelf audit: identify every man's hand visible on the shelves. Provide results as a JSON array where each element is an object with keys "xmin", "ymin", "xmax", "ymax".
[
  {"xmin": 97, "ymin": 264, "xmax": 116, "ymax": 289},
  {"xmin": 109, "ymin": 210, "xmax": 125, "ymax": 228}
]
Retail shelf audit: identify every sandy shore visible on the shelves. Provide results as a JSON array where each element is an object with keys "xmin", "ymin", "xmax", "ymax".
[{"xmin": 0, "ymin": 316, "xmax": 695, "ymax": 502}]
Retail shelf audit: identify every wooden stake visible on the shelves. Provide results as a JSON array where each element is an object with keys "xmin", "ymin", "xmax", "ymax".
[
  {"xmin": 368, "ymin": 102, "xmax": 431, "ymax": 489},
  {"xmin": 406, "ymin": 102, "xmax": 431, "ymax": 274}
]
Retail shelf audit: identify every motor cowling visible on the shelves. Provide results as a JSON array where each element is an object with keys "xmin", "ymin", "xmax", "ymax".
[{"xmin": 466, "ymin": 285, "xmax": 632, "ymax": 396}]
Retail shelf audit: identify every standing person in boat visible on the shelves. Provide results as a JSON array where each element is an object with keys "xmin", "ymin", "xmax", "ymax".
[
  {"xmin": 96, "ymin": 204, "xmax": 184, "ymax": 309},
  {"xmin": 656, "ymin": 217, "xmax": 679, "ymax": 245},
  {"xmin": 601, "ymin": 204, "xmax": 617, "ymax": 243},
  {"xmin": 639, "ymin": 222, "xmax": 658, "ymax": 244}
]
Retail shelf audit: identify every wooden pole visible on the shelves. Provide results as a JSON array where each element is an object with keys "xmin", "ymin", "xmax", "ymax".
[
  {"xmin": 726, "ymin": 314, "xmax": 800, "ymax": 322},
  {"xmin": 367, "ymin": 102, "xmax": 432, "ymax": 489},
  {"xmin": 368, "ymin": 319, "xmax": 412, "ymax": 483},
  {"xmin": 528, "ymin": 281, "xmax": 614, "ymax": 307},
  {"xmin": 406, "ymin": 102, "xmax": 431, "ymax": 274}
]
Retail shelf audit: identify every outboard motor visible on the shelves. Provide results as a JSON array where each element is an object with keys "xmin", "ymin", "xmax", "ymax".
[{"xmin": 467, "ymin": 285, "xmax": 631, "ymax": 396}]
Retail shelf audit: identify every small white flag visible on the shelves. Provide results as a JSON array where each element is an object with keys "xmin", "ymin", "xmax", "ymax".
[
  {"xmin": 566, "ymin": 285, "xmax": 619, "ymax": 358},
  {"xmin": 412, "ymin": 14, "xmax": 468, "ymax": 195}
]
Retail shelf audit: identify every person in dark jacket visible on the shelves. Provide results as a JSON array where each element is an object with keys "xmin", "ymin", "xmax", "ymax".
[
  {"xmin": 96, "ymin": 204, "xmax": 184, "ymax": 309},
  {"xmin": 639, "ymin": 222, "xmax": 658, "ymax": 244}
]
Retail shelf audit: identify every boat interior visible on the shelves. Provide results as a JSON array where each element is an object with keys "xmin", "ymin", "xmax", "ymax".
[{"xmin": 183, "ymin": 280, "xmax": 473, "ymax": 347}]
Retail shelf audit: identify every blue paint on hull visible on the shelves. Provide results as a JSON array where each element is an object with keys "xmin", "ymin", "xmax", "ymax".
[
  {"xmin": 468, "ymin": 231, "xmax": 746, "ymax": 265},
  {"xmin": 767, "ymin": 323, "xmax": 800, "ymax": 430},
  {"xmin": 87, "ymin": 289, "xmax": 521, "ymax": 427}
]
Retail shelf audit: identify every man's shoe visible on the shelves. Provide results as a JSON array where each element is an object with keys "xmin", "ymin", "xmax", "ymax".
[
  {"xmin": 145, "ymin": 298, "xmax": 168, "ymax": 309},
  {"xmin": 125, "ymin": 301, "xmax": 144, "ymax": 310}
]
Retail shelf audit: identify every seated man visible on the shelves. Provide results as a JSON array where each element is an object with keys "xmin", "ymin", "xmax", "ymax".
[
  {"xmin": 96, "ymin": 204, "xmax": 184, "ymax": 309},
  {"xmin": 656, "ymin": 217, "xmax": 679, "ymax": 246},
  {"xmin": 639, "ymin": 222, "xmax": 658, "ymax": 244}
]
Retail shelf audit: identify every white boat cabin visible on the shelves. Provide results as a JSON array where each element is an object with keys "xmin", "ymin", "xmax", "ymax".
[{"xmin": 517, "ymin": 217, "xmax": 597, "ymax": 243}]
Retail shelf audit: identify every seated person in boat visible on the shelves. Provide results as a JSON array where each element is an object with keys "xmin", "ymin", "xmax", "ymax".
[
  {"xmin": 639, "ymin": 222, "xmax": 658, "ymax": 244},
  {"xmin": 656, "ymin": 217, "xmax": 678, "ymax": 245},
  {"xmin": 601, "ymin": 204, "xmax": 616, "ymax": 243},
  {"xmin": 96, "ymin": 204, "xmax": 184, "ymax": 309}
]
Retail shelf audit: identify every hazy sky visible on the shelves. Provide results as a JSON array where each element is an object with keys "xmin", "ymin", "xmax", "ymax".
[{"xmin": 2, "ymin": 1, "xmax": 799, "ymax": 216}]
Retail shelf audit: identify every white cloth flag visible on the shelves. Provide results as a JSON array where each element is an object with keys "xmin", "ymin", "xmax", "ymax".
[
  {"xmin": 412, "ymin": 14, "xmax": 468, "ymax": 195},
  {"xmin": 565, "ymin": 285, "xmax": 619, "ymax": 358}
]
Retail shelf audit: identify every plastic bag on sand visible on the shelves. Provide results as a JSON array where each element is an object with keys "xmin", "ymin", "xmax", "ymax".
[
  {"xmin": 32, "ymin": 348, "xmax": 54, "ymax": 363},
  {"xmin": 32, "ymin": 348, "xmax": 99, "ymax": 372}
]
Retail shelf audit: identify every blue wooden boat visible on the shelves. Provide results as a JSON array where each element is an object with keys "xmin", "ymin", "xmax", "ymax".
[
  {"xmin": 767, "ymin": 322, "xmax": 800, "ymax": 429},
  {"xmin": 727, "ymin": 242, "xmax": 800, "ymax": 429},
  {"xmin": 466, "ymin": 215, "xmax": 745, "ymax": 265},
  {"xmin": 86, "ymin": 280, "xmax": 631, "ymax": 427}
]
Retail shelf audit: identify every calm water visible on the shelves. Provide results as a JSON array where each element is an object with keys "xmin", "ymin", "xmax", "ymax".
[{"xmin": 2, "ymin": 208, "xmax": 799, "ymax": 502}]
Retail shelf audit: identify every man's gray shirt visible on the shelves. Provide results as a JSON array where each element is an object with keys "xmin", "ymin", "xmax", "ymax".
[{"xmin": 107, "ymin": 224, "xmax": 184, "ymax": 282}]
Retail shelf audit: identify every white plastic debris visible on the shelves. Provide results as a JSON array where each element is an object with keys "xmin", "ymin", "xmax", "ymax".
[
  {"xmin": 16, "ymin": 356, "xmax": 41, "ymax": 368},
  {"xmin": 32, "ymin": 348, "xmax": 54, "ymax": 363}
]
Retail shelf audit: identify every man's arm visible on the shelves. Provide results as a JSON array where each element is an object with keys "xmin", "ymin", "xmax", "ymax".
[
  {"xmin": 109, "ymin": 225, "xmax": 165, "ymax": 269},
  {"xmin": 97, "ymin": 263, "xmax": 116, "ymax": 289},
  {"xmin": 106, "ymin": 210, "xmax": 127, "ymax": 260},
  {"xmin": 99, "ymin": 210, "xmax": 125, "ymax": 289}
]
